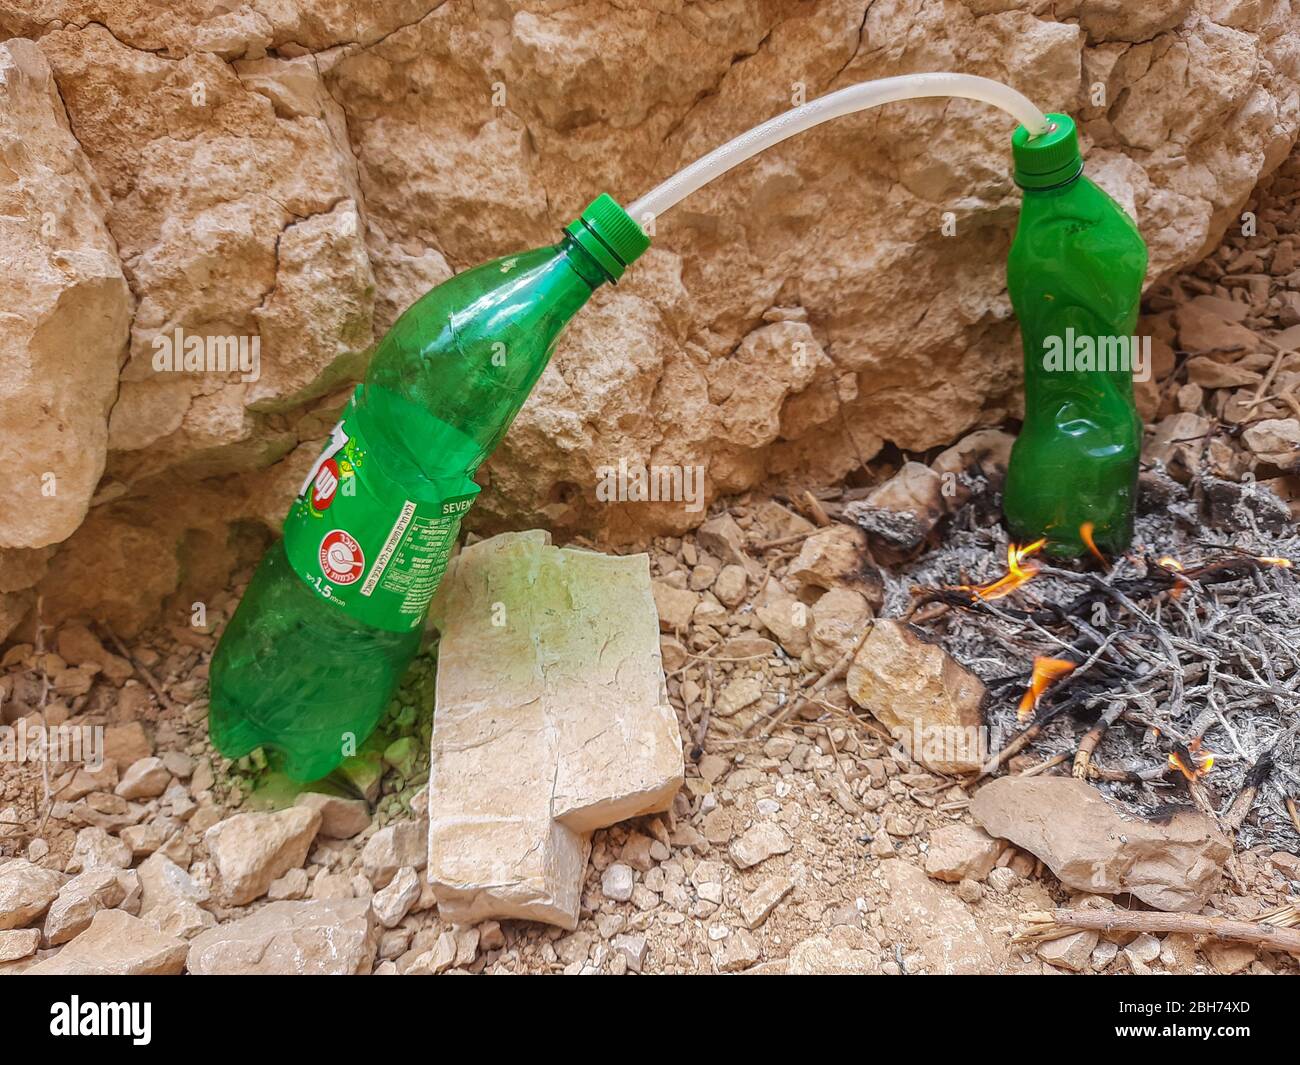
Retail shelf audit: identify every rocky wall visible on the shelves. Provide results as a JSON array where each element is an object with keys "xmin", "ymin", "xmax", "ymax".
[{"xmin": 1, "ymin": 0, "xmax": 1297, "ymax": 636}]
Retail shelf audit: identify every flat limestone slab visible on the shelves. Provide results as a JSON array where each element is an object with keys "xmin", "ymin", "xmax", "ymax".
[{"xmin": 427, "ymin": 531, "xmax": 683, "ymax": 929}]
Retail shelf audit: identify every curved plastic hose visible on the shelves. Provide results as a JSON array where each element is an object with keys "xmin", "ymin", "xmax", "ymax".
[{"xmin": 626, "ymin": 73, "xmax": 1049, "ymax": 225}]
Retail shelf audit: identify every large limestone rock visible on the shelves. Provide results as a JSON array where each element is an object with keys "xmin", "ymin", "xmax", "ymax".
[
  {"xmin": 204, "ymin": 806, "xmax": 321, "ymax": 906},
  {"xmin": 970, "ymin": 776, "xmax": 1231, "ymax": 912},
  {"xmin": 187, "ymin": 899, "xmax": 377, "ymax": 975},
  {"xmin": 846, "ymin": 620, "xmax": 987, "ymax": 774},
  {"xmin": 0, "ymin": 39, "xmax": 130, "ymax": 553},
  {"xmin": 0, "ymin": 4, "xmax": 1296, "ymax": 634},
  {"xmin": 0, "ymin": 858, "xmax": 65, "ymax": 930},
  {"xmin": 136, "ymin": 853, "xmax": 216, "ymax": 941},
  {"xmin": 782, "ymin": 931, "xmax": 883, "ymax": 975},
  {"xmin": 42, "ymin": 868, "xmax": 128, "ymax": 946},
  {"xmin": 426, "ymin": 530, "xmax": 683, "ymax": 929},
  {"xmin": 26, "ymin": 909, "xmax": 188, "ymax": 975}
]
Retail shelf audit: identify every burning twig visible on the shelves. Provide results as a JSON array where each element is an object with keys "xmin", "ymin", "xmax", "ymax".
[
  {"xmin": 1157, "ymin": 555, "xmax": 1188, "ymax": 599},
  {"xmin": 954, "ymin": 539, "xmax": 1045, "ymax": 601},
  {"xmin": 904, "ymin": 517, "xmax": 1298, "ymax": 845},
  {"xmin": 1167, "ymin": 737, "xmax": 1215, "ymax": 782},
  {"xmin": 1018, "ymin": 657, "xmax": 1076, "ymax": 721},
  {"xmin": 1166, "ymin": 736, "xmax": 1218, "ymax": 820}
]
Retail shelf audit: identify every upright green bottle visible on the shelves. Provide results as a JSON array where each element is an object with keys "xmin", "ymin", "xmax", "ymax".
[
  {"xmin": 1002, "ymin": 114, "xmax": 1148, "ymax": 557},
  {"xmin": 209, "ymin": 195, "xmax": 649, "ymax": 781}
]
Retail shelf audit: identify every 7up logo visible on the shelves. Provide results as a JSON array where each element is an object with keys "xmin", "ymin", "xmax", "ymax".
[
  {"xmin": 310, "ymin": 459, "xmax": 340, "ymax": 510},
  {"xmin": 301, "ymin": 419, "xmax": 350, "ymax": 510}
]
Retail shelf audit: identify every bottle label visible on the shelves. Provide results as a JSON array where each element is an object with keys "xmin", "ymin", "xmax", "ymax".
[{"xmin": 282, "ymin": 392, "xmax": 479, "ymax": 632}]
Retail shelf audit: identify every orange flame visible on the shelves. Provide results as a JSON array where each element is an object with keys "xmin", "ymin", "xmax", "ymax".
[
  {"xmin": 1158, "ymin": 556, "xmax": 1187, "ymax": 599},
  {"xmin": 1168, "ymin": 739, "xmax": 1214, "ymax": 781},
  {"xmin": 960, "ymin": 539, "xmax": 1046, "ymax": 601},
  {"xmin": 1018, "ymin": 656, "xmax": 1076, "ymax": 721},
  {"xmin": 1079, "ymin": 522, "xmax": 1109, "ymax": 570}
]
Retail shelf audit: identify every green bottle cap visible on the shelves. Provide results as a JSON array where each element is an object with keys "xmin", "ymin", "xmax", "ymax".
[
  {"xmin": 564, "ymin": 194, "xmax": 650, "ymax": 282},
  {"xmin": 1012, "ymin": 113, "xmax": 1084, "ymax": 190}
]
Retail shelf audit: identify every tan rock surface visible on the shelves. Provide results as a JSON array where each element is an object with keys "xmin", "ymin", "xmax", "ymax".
[
  {"xmin": 970, "ymin": 776, "xmax": 1231, "ymax": 912},
  {"xmin": 187, "ymin": 898, "xmax": 377, "ymax": 976},
  {"xmin": 0, "ymin": 858, "xmax": 65, "ymax": 930},
  {"xmin": 844, "ymin": 461, "xmax": 948, "ymax": 551},
  {"xmin": 27, "ymin": 909, "xmax": 188, "ymax": 975},
  {"xmin": 0, "ymin": 4, "xmax": 1294, "ymax": 633},
  {"xmin": 0, "ymin": 40, "xmax": 130, "ymax": 557},
  {"xmin": 426, "ymin": 531, "xmax": 683, "ymax": 928},
  {"xmin": 846, "ymin": 620, "xmax": 987, "ymax": 774},
  {"xmin": 42, "ymin": 868, "xmax": 127, "ymax": 946},
  {"xmin": 924, "ymin": 824, "xmax": 1001, "ymax": 883},
  {"xmin": 782, "ymin": 929, "xmax": 883, "ymax": 975},
  {"xmin": 878, "ymin": 859, "xmax": 1000, "ymax": 975},
  {"xmin": 204, "ymin": 806, "xmax": 322, "ymax": 906}
]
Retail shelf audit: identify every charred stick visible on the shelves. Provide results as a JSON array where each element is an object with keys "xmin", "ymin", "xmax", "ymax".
[
  {"xmin": 1222, "ymin": 752, "xmax": 1276, "ymax": 834},
  {"xmin": 1037, "ymin": 563, "xmax": 1186, "ymax": 716},
  {"xmin": 1086, "ymin": 762, "xmax": 1171, "ymax": 784},
  {"xmin": 1073, "ymin": 700, "xmax": 1126, "ymax": 779},
  {"xmin": 1183, "ymin": 774, "xmax": 1219, "ymax": 823},
  {"xmin": 901, "ymin": 601, "xmax": 952, "ymax": 625},
  {"xmin": 977, "ymin": 687, "xmax": 1106, "ymax": 780},
  {"xmin": 978, "ymin": 718, "xmax": 1050, "ymax": 780}
]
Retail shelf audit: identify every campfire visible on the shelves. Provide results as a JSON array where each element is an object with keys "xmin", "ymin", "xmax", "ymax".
[{"xmin": 885, "ymin": 474, "xmax": 1300, "ymax": 848}]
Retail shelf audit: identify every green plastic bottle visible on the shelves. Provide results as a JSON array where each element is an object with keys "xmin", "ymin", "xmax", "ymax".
[
  {"xmin": 209, "ymin": 195, "xmax": 650, "ymax": 781},
  {"xmin": 1002, "ymin": 114, "xmax": 1148, "ymax": 557}
]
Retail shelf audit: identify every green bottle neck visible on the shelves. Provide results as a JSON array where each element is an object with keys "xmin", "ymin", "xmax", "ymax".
[
  {"xmin": 561, "ymin": 232, "xmax": 618, "ymax": 289},
  {"xmin": 351, "ymin": 233, "xmax": 614, "ymax": 494}
]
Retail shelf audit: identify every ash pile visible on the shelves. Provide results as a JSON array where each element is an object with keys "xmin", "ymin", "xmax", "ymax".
[{"xmin": 878, "ymin": 452, "xmax": 1299, "ymax": 851}]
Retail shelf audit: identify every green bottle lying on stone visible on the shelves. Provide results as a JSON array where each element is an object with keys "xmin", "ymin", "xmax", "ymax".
[{"xmin": 209, "ymin": 196, "xmax": 650, "ymax": 781}]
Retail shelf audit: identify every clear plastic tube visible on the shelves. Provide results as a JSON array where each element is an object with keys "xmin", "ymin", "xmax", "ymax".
[{"xmin": 627, "ymin": 73, "xmax": 1049, "ymax": 225}]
